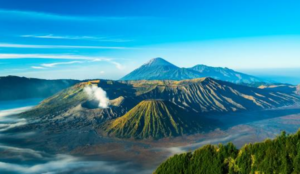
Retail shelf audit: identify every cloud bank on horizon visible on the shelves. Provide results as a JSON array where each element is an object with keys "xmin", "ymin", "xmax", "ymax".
[{"xmin": 0, "ymin": 0, "xmax": 300, "ymax": 81}]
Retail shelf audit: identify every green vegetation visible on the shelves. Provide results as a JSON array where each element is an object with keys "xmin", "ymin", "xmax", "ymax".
[
  {"xmin": 155, "ymin": 130, "xmax": 300, "ymax": 174},
  {"xmin": 102, "ymin": 100, "xmax": 216, "ymax": 139}
]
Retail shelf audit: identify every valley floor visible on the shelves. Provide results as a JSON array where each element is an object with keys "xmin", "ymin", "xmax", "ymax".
[{"xmin": 1, "ymin": 101, "xmax": 300, "ymax": 174}]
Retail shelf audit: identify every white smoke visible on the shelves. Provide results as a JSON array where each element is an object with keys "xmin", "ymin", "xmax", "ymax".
[{"xmin": 84, "ymin": 85, "xmax": 110, "ymax": 108}]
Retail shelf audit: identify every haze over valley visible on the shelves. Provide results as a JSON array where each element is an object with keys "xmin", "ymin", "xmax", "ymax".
[
  {"xmin": 0, "ymin": 57, "xmax": 299, "ymax": 173},
  {"xmin": 1, "ymin": 0, "xmax": 300, "ymax": 173}
]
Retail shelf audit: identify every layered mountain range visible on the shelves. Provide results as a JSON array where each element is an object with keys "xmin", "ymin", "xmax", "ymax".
[
  {"xmin": 1, "ymin": 58, "xmax": 295, "ymax": 102},
  {"xmin": 121, "ymin": 58, "xmax": 262, "ymax": 84},
  {"xmin": 22, "ymin": 78, "xmax": 300, "ymax": 139},
  {"xmin": 10, "ymin": 58, "xmax": 299, "ymax": 139}
]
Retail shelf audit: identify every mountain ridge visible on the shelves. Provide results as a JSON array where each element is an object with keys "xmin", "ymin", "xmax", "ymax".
[
  {"xmin": 0, "ymin": 76, "xmax": 80, "ymax": 101},
  {"xmin": 120, "ymin": 58, "xmax": 262, "ymax": 84},
  {"xmin": 24, "ymin": 78, "xmax": 300, "ymax": 120}
]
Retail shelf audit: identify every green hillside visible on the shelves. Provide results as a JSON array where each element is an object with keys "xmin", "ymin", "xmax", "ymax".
[
  {"xmin": 102, "ymin": 100, "xmax": 216, "ymax": 139},
  {"xmin": 155, "ymin": 130, "xmax": 300, "ymax": 174}
]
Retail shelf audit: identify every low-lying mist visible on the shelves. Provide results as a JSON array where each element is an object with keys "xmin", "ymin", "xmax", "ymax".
[{"xmin": 0, "ymin": 105, "xmax": 150, "ymax": 174}]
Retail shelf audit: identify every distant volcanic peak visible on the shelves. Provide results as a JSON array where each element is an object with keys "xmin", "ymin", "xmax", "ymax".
[
  {"xmin": 102, "ymin": 99, "xmax": 212, "ymax": 139},
  {"xmin": 120, "ymin": 57, "xmax": 180, "ymax": 80},
  {"xmin": 144, "ymin": 57, "xmax": 178, "ymax": 68},
  {"xmin": 120, "ymin": 57, "xmax": 262, "ymax": 83}
]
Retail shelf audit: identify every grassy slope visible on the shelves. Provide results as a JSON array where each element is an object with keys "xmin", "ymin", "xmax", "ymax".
[{"xmin": 102, "ymin": 100, "xmax": 215, "ymax": 139}]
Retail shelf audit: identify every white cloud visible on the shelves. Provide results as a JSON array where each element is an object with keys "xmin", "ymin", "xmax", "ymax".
[
  {"xmin": 0, "ymin": 54, "xmax": 124, "ymax": 70},
  {"xmin": 0, "ymin": 43, "xmax": 127, "ymax": 49},
  {"xmin": 91, "ymin": 58, "xmax": 124, "ymax": 70},
  {"xmin": 21, "ymin": 34, "xmax": 98, "ymax": 40},
  {"xmin": 31, "ymin": 66, "xmax": 46, "ymax": 69},
  {"xmin": 100, "ymin": 71, "xmax": 105, "ymax": 74},
  {"xmin": 21, "ymin": 34, "xmax": 132, "ymax": 42},
  {"xmin": 0, "ymin": 9, "xmax": 144, "ymax": 22},
  {"xmin": 41, "ymin": 61, "xmax": 83, "ymax": 68},
  {"xmin": 0, "ymin": 54, "xmax": 110, "ymax": 60},
  {"xmin": 109, "ymin": 60, "xmax": 124, "ymax": 70}
]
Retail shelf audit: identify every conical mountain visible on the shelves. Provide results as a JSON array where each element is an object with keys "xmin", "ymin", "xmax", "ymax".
[
  {"xmin": 144, "ymin": 57, "xmax": 177, "ymax": 67},
  {"xmin": 120, "ymin": 57, "xmax": 202, "ymax": 80},
  {"xmin": 102, "ymin": 100, "xmax": 216, "ymax": 139},
  {"xmin": 120, "ymin": 58, "xmax": 262, "ymax": 84}
]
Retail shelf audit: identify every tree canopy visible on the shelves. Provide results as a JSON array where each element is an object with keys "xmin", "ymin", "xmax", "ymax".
[{"xmin": 155, "ymin": 130, "xmax": 300, "ymax": 174}]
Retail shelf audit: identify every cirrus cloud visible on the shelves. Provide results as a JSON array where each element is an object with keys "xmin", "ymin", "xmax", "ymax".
[
  {"xmin": 0, "ymin": 54, "xmax": 124, "ymax": 70},
  {"xmin": 41, "ymin": 61, "xmax": 83, "ymax": 68},
  {"xmin": 0, "ymin": 43, "xmax": 127, "ymax": 50},
  {"xmin": 21, "ymin": 34, "xmax": 133, "ymax": 42}
]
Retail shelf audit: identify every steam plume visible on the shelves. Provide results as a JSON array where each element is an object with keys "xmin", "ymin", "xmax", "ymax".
[{"xmin": 84, "ymin": 85, "xmax": 110, "ymax": 108}]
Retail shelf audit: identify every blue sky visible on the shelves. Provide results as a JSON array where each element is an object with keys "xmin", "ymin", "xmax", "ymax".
[{"xmin": 0, "ymin": 0, "xmax": 300, "ymax": 83}]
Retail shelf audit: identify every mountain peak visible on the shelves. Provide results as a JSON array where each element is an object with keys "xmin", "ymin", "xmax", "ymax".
[
  {"xmin": 120, "ymin": 58, "xmax": 262, "ymax": 83},
  {"xmin": 144, "ymin": 57, "xmax": 177, "ymax": 67}
]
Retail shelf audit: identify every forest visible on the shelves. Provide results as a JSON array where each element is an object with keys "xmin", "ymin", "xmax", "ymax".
[{"xmin": 155, "ymin": 130, "xmax": 300, "ymax": 174}]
